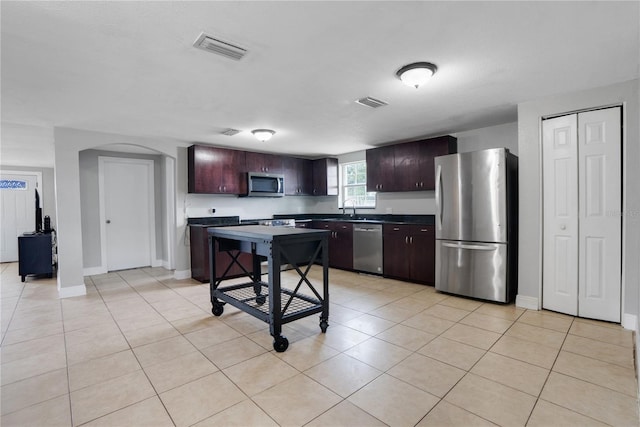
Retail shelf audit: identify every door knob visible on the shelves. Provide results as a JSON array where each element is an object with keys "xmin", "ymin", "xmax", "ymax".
[
  {"xmin": 560, "ymin": 224, "xmax": 566, "ymax": 230},
  {"xmin": 106, "ymin": 220, "xmax": 111, "ymax": 224}
]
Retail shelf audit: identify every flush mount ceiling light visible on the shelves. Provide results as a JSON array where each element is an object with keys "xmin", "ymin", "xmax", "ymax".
[
  {"xmin": 396, "ymin": 62, "xmax": 438, "ymax": 89},
  {"xmin": 251, "ymin": 129, "xmax": 275, "ymax": 142}
]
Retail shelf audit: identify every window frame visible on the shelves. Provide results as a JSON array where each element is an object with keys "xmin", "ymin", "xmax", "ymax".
[{"xmin": 338, "ymin": 160, "xmax": 376, "ymax": 209}]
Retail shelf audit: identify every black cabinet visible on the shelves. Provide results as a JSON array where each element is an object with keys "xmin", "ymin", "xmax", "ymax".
[
  {"xmin": 366, "ymin": 145, "xmax": 396, "ymax": 192},
  {"xmin": 283, "ymin": 157, "xmax": 313, "ymax": 195},
  {"xmin": 383, "ymin": 224, "xmax": 435, "ymax": 285},
  {"xmin": 312, "ymin": 158, "xmax": 339, "ymax": 196},
  {"xmin": 245, "ymin": 152, "xmax": 283, "ymax": 174},
  {"xmin": 188, "ymin": 145, "xmax": 246, "ymax": 194},
  {"xmin": 312, "ymin": 221, "xmax": 353, "ymax": 270},
  {"xmin": 367, "ymin": 136, "xmax": 457, "ymax": 192},
  {"xmin": 18, "ymin": 233, "xmax": 54, "ymax": 282}
]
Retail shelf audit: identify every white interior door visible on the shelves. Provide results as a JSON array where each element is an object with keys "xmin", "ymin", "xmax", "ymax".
[
  {"xmin": 542, "ymin": 114, "xmax": 579, "ymax": 316},
  {"xmin": 578, "ymin": 107, "xmax": 621, "ymax": 322},
  {"xmin": 542, "ymin": 106, "xmax": 622, "ymax": 322},
  {"xmin": 100, "ymin": 157, "xmax": 155, "ymax": 271},
  {"xmin": 0, "ymin": 172, "xmax": 40, "ymax": 262}
]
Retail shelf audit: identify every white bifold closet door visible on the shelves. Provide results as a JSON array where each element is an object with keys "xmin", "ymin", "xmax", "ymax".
[{"xmin": 542, "ymin": 106, "xmax": 621, "ymax": 322}]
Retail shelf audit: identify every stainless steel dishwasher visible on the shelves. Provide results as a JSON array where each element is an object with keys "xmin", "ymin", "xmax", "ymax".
[{"xmin": 353, "ymin": 223, "xmax": 383, "ymax": 274}]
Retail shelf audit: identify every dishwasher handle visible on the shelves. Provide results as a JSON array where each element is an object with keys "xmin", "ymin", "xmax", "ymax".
[{"xmin": 354, "ymin": 226, "xmax": 382, "ymax": 232}]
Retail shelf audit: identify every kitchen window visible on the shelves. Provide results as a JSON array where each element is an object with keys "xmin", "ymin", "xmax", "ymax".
[{"xmin": 339, "ymin": 161, "xmax": 376, "ymax": 209}]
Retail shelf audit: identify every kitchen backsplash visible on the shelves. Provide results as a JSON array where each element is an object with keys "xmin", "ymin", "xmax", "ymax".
[{"xmin": 184, "ymin": 190, "xmax": 437, "ymax": 220}]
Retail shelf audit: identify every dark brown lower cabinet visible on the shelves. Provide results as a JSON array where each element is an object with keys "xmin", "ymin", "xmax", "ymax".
[
  {"xmin": 312, "ymin": 221, "xmax": 353, "ymax": 270},
  {"xmin": 383, "ymin": 224, "xmax": 435, "ymax": 285},
  {"xmin": 189, "ymin": 226, "xmax": 252, "ymax": 282}
]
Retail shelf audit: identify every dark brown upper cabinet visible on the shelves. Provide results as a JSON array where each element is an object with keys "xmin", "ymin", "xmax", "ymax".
[
  {"xmin": 245, "ymin": 152, "xmax": 284, "ymax": 174},
  {"xmin": 366, "ymin": 135, "xmax": 457, "ymax": 192},
  {"xmin": 189, "ymin": 144, "xmax": 338, "ymax": 197},
  {"xmin": 312, "ymin": 158, "xmax": 339, "ymax": 196},
  {"xmin": 188, "ymin": 145, "xmax": 246, "ymax": 194},
  {"xmin": 366, "ymin": 145, "xmax": 396, "ymax": 192},
  {"xmin": 283, "ymin": 157, "xmax": 313, "ymax": 195}
]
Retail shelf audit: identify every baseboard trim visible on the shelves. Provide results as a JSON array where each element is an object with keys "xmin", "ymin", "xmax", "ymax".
[
  {"xmin": 162, "ymin": 260, "xmax": 171, "ymax": 270},
  {"xmin": 151, "ymin": 259, "xmax": 163, "ymax": 268},
  {"xmin": 174, "ymin": 269, "xmax": 191, "ymax": 280},
  {"xmin": 58, "ymin": 284, "xmax": 87, "ymax": 299},
  {"xmin": 515, "ymin": 294, "xmax": 539, "ymax": 310},
  {"xmin": 83, "ymin": 266, "xmax": 107, "ymax": 276},
  {"xmin": 621, "ymin": 313, "xmax": 637, "ymax": 331}
]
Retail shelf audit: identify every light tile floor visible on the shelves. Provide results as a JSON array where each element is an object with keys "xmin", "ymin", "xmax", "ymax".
[{"xmin": 1, "ymin": 262, "xmax": 638, "ymax": 426}]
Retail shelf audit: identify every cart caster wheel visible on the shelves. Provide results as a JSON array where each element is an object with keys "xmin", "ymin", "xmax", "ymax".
[
  {"xmin": 256, "ymin": 295, "xmax": 266, "ymax": 305},
  {"xmin": 273, "ymin": 336, "xmax": 289, "ymax": 352},
  {"xmin": 319, "ymin": 320, "xmax": 329, "ymax": 333},
  {"xmin": 211, "ymin": 304, "xmax": 224, "ymax": 317}
]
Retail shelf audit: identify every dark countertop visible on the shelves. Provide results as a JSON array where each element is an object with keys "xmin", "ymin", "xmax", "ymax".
[
  {"xmin": 187, "ymin": 216, "xmax": 240, "ymax": 227},
  {"xmin": 273, "ymin": 213, "xmax": 435, "ymax": 225},
  {"xmin": 188, "ymin": 214, "xmax": 435, "ymax": 228}
]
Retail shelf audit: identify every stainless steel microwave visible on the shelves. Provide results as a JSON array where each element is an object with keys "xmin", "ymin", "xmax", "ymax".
[{"xmin": 244, "ymin": 172, "xmax": 285, "ymax": 197}]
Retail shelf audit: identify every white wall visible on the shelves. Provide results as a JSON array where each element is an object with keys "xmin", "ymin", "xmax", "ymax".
[
  {"xmin": 0, "ymin": 123, "xmax": 55, "ymax": 168},
  {"xmin": 516, "ymin": 79, "xmax": 640, "ymax": 330},
  {"xmin": 456, "ymin": 122, "xmax": 518, "ymax": 155},
  {"xmin": 53, "ymin": 127, "xmax": 188, "ymax": 296},
  {"xmin": 79, "ymin": 149, "xmax": 166, "ymax": 271}
]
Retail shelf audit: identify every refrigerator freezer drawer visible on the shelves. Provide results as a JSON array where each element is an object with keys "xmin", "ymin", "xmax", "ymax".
[{"xmin": 436, "ymin": 240, "xmax": 509, "ymax": 303}]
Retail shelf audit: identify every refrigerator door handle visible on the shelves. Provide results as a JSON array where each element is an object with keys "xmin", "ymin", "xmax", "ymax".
[
  {"xmin": 442, "ymin": 242, "xmax": 497, "ymax": 251},
  {"xmin": 435, "ymin": 164, "xmax": 442, "ymax": 230}
]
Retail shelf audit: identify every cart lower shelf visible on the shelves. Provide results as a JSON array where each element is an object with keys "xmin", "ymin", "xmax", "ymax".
[{"xmin": 208, "ymin": 225, "xmax": 330, "ymax": 352}]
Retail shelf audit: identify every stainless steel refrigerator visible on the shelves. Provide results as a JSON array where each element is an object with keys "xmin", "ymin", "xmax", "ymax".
[{"xmin": 434, "ymin": 148, "xmax": 518, "ymax": 303}]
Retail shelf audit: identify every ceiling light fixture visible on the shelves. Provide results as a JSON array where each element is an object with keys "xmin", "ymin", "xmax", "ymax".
[
  {"xmin": 251, "ymin": 129, "xmax": 275, "ymax": 142},
  {"xmin": 396, "ymin": 62, "xmax": 438, "ymax": 89}
]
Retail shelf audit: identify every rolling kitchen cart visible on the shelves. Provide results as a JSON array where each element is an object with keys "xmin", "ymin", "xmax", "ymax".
[{"xmin": 208, "ymin": 225, "xmax": 330, "ymax": 352}]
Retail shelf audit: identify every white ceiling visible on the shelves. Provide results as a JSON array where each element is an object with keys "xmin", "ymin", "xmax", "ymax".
[{"xmin": 1, "ymin": 1, "xmax": 638, "ymax": 166}]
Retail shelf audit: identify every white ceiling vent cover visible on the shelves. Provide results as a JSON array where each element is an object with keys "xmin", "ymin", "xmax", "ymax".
[
  {"xmin": 193, "ymin": 33, "xmax": 247, "ymax": 61},
  {"xmin": 355, "ymin": 97, "xmax": 388, "ymax": 108},
  {"xmin": 220, "ymin": 128, "xmax": 241, "ymax": 136}
]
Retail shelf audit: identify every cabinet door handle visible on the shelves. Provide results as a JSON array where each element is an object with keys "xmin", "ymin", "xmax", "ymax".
[
  {"xmin": 415, "ymin": 182, "xmax": 419, "ymax": 188},
  {"xmin": 420, "ymin": 182, "xmax": 424, "ymax": 187},
  {"xmin": 410, "ymin": 236, "xmax": 413, "ymax": 244},
  {"xmin": 420, "ymin": 229, "xmax": 428, "ymax": 232},
  {"xmin": 405, "ymin": 236, "xmax": 409, "ymax": 244},
  {"xmin": 393, "ymin": 227, "xmax": 400, "ymax": 231}
]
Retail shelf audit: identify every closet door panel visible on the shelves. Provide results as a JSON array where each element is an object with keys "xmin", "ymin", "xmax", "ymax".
[
  {"xmin": 578, "ymin": 107, "xmax": 621, "ymax": 322},
  {"xmin": 542, "ymin": 114, "xmax": 579, "ymax": 316}
]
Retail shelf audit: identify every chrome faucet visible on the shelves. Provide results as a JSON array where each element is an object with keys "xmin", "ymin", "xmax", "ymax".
[{"xmin": 342, "ymin": 199, "xmax": 356, "ymax": 217}]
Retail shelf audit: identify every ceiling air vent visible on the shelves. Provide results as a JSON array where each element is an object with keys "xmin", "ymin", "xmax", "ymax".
[
  {"xmin": 355, "ymin": 97, "xmax": 388, "ymax": 108},
  {"xmin": 193, "ymin": 33, "xmax": 247, "ymax": 61},
  {"xmin": 220, "ymin": 128, "xmax": 241, "ymax": 136}
]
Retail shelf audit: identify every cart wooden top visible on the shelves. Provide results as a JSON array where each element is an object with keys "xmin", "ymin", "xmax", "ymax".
[{"xmin": 208, "ymin": 225, "xmax": 329, "ymax": 242}]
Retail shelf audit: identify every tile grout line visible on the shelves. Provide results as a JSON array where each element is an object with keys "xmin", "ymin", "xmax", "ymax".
[{"xmin": 80, "ymin": 270, "xmax": 180, "ymax": 427}]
